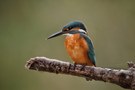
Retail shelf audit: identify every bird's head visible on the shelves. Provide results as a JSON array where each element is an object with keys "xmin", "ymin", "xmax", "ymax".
[{"xmin": 47, "ymin": 21, "xmax": 87, "ymax": 39}]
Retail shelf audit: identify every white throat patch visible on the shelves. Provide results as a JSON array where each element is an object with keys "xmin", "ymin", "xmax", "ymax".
[{"xmin": 63, "ymin": 33, "xmax": 73, "ymax": 36}]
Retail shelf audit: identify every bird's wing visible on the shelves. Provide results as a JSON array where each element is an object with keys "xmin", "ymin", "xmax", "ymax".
[{"xmin": 82, "ymin": 34, "xmax": 96, "ymax": 66}]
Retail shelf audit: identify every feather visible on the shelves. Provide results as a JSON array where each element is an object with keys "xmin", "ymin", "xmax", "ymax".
[{"xmin": 81, "ymin": 33, "xmax": 96, "ymax": 66}]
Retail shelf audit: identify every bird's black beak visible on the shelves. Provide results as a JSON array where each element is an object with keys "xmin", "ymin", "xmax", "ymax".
[{"xmin": 47, "ymin": 30, "xmax": 64, "ymax": 39}]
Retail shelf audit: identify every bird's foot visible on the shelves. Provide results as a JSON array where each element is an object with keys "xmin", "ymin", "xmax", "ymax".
[
  {"xmin": 80, "ymin": 64, "xmax": 86, "ymax": 71},
  {"xmin": 67, "ymin": 63, "xmax": 71, "ymax": 72},
  {"xmin": 73, "ymin": 63, "xmax": 77, "ymax": 70}
]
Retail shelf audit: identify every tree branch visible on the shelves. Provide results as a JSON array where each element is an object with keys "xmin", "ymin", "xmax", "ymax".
[{"xmin": 25, "ymin": 57, "xmax": 135, "ymax": 90}]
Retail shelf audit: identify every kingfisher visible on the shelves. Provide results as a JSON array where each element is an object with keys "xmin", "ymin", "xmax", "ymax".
[{"xmin": 47, "ymin": 21, "xmax": 96, "ymax": 66}]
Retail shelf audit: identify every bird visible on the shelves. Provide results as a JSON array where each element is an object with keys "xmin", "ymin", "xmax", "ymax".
[{"xmin": 47, "ymin": 21, "xmax": 96, "ymax": 66}]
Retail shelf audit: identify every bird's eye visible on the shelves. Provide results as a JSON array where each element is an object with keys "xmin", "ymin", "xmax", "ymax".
[{"xmin": 68, "ymin": 27, "xmax": 72, "ymax": 30}]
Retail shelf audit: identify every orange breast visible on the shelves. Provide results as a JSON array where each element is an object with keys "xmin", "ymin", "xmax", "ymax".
[{"xmin": 64, "ymin": 34, "xmax": 93, "ymax": 66}]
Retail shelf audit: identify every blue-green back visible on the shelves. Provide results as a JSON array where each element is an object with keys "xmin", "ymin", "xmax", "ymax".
[{"xmin": 81, "ymin": 33, "xmax": 96, "ymax": 66}]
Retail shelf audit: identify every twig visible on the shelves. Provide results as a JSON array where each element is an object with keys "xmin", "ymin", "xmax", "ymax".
[{"xmin": 25, "ymin": 57, "xmax": 135, "ymax": 90}]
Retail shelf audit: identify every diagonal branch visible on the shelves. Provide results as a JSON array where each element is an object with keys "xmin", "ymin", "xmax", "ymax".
[{"xmin": 25, "ymin": 57, "xmax": 135, "ymax": 90}]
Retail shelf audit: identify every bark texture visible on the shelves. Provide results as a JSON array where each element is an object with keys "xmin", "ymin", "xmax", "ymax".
[{"xmin": 25, "ymin": 57, "xmax": 135, "ymax": 90}]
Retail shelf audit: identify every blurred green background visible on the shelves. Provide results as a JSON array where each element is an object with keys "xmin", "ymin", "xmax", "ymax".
[{"xmin": 0, "ymin": 0, "xmax": 135, "ymax": 90}]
